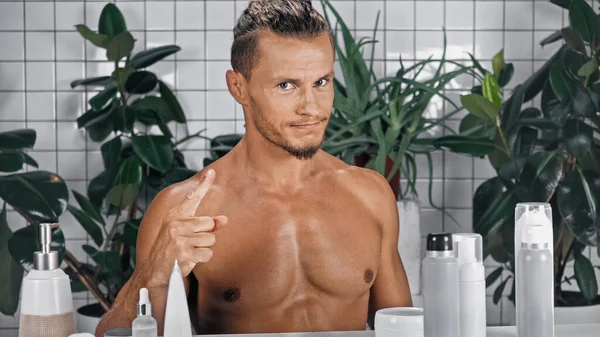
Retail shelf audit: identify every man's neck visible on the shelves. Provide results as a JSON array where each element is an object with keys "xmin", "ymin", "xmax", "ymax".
[{"xmin": 234, "ymin": 133, "xmax": 321, "ymax": 189}]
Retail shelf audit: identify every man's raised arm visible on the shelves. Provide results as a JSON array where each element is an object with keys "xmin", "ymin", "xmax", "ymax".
[{"xmin": 95, "ymin": 169, "xmax": 227, "ymax": 336}]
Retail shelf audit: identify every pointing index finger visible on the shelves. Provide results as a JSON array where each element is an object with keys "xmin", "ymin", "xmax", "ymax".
[{"xmin": 178, "ymin": 169, "xmax": 215, "ymax": 215}]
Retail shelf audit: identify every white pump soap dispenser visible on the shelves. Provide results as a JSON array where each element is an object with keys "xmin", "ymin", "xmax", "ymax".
[{"xmin": 18, "ymin": 223, "xmax": 76, "ymax": 337}]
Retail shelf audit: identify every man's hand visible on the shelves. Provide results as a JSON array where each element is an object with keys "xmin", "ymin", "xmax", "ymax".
[{"xmin": 143, "ymin": 168, "xmax": 228, "ymax": 286}]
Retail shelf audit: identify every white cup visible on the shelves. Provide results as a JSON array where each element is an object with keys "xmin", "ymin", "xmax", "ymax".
[{"xmin": 375, "ymin": 307, "xmax": 424, "ymax": 337}]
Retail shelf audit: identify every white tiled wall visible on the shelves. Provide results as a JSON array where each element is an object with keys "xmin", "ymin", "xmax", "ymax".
[{"xmin": 1, "ymin": 0, "xmax": 599, "ymax": 335}]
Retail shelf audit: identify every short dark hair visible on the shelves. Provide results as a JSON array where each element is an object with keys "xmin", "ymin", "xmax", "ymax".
[{"xmin": 231, "ymin": 0, "xmax": 333, "ymax": 80}]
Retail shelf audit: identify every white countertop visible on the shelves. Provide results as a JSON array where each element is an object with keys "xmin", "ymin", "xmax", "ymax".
[
  {"xmin": 105, "ymin": 324, "xmax": 600, "ymax": 337},
  {"xmin": 196, "ymin": 324, "xmax": 600, "ymax": 337}
]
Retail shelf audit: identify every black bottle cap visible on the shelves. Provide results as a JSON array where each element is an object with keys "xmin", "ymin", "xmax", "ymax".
[{"xmin": 426, "ymin": 233, "xmax": 453, "ymax": 251}]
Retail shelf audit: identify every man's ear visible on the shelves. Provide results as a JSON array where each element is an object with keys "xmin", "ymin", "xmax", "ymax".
[{"xmin": 226, "ymin": 69, "xmax": 249, "ymax": 106}]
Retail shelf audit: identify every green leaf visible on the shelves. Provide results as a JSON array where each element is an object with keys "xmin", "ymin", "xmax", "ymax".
[
  {"xmin": 8, "ymin": 224, "xmax": 66, "ymax": 271},
  {"xmin": 577, "ymin": 58, "xmax": 598, "ymax": 78},
  {"xmin": 493, "ymin": 278, "xmax": 510, "ymax": 305},
  {"xmin": 70, "ymin": 76, "xmax": 113, "ymax": 89},
  {"xmin": 124, "ymin": 71, "xmax": 157, "ymax": 94},
  {"xmin": 561, "ymin": 27, "xmax": 587, "ymax": 56},
  {"xmin": 129, "ymin": 45, "xmax": 181, "ymax": 70},
  {"xmin": 0, "ymin": 129, "xmax": 36, "ymax": 149},
  {"xmin": 110, "ymin": 106, "xmax": 135, "ymax": 133},
  {"xmin": 88, "ymin": 250, "xmax": 121, "ymax": 275},
  {"xmin": 130, "ymin": 96, "xmax": 179, "ymax": 124},
  {"xmin": 100, "ymin": 137, "xmax": 122, "ymax": 170},
  {"xmin": 564, "ymin": 119, "xmax": 593, "ymax": 158},
  {"xmin": 77, "ymin": 102, "xmax": 114, "ymax": 129},
  {"xmin": 0, "ymin": 203, "xmax": 24, "ymax": 316},
  {"xmin": 123, "ymin": 219, "xmax": 140, "ymax": 247},
  {"xmin": 488, "ymin": 133, "xmax": 510, "ymax": 170},
  {"xmin": 146, "ymin": 167, "xmax": 197, "ymax": 192},
  {"xmin": 523, "ymin": 46, "xmax": 565, "ymax": 102},
  {"xmin": 87, "ymin": 113, "xmax": 114, "ymax": 143},
  {"xmin": 497, "ymin": 63, "xmax": 515, "ymax": 88},
  {"xmin": 459, "ymin": 114, "xmax": 495, "ymax": 138},
  {"xmin": 87, "ymin": 168, "xmax": 116, "ymax": 209},
  {"xmin": 476, "ymin": 190, "xmax": 518, "ymax": 238},
  {"xmin": 106, "ymin": 156, "xmax": 142, "ymax": 208},
  {"xmin": 98, "ymin": 3, "xmax": 127, "ymax": 39},
  {"xmin": 550, "ymin": 0, "xmax": 572, "ymax": 9},
  {"xmin": 516, "ymin": 152, "xmax": 563, "ymax": 202},
  {"xmin": 0, "ymin": 171, "xmax": 69, "ymax": 223},
  {"xmin": 572, "ymin": 87, "xmax": 598, "ymax": 117},
  {"xmin": 550, "ymin": 55, "xmax": 574, "ymax": 102},
  {"xmin": 0, "ymin": 152, "xmax": 24, "ymax": 173},
  {"xmin": 72, "ymin": 190, "xmax": 104, "ymax": 227},
  {"xmin": 159, "ymin": 81, "xmax": 186, "ymax": 123},
  {"xmin": 113, "ymin": 156, "xmax": 142, "ymax": 185},
  {"xmin": 75, "ymin": 24, "xmax": 108, "ymax": 49},
  {"xmin": 569, "ymin": 0, "xmax": 600, "ymax": 43},
  {"xmin": 67, "ymin": 205, "xmax": 104, "ymax": 247},
  {"xmin": 131, "ymin": 135, "xmax": 174, "ymax": 173},
  {"xmin": 22, "ymin": 153, "xmax": 38, "ymax": 168},
  {"xmin": 460, "ymin": 94, "xmax": 499, "ymax": 122},
  {"xmin": 105, "ymin": 31, "xmax": 135, "ymax": 62},
  {"xmin": 433, "ymin": 135, "xmax": 495, "ymax": 157},
  {"xmin": 503, "ymin": 85, "xmax": 525, "ymax": 131},
  {"xmin": 486, "ymin": 266, "xmax": 504, "ymax": 288},
  {"xmin": 492, "ymin": 50, "xmax": 505, "ymax": 77},
  {"xmin": 540, "ymin": 30, "xmax": 564, "ymax": 47},
  {"xmin": 474, "ymin": 177, "xmax": 504, "ymax": 232},
  {"xmin": 557, "ymin": 169, "xmax": 600, "ymax": 246},
  {"xmin": 467, "ymin": 53, "xmax": 488, "ymax": 77},
  {"xmin": 574, "ymin": 253, "xmax": 598, "ymax": 301},
  {"xmin": 483, "ymin": 73, "xmax": 503, "ymax": 108},
  {"xmin": 89, "ymin": 84, "xmax": 118, "ymax": 112},
  {"xmin": 516, "ymin": 118, "xmax": 558, "ymax": 131}
]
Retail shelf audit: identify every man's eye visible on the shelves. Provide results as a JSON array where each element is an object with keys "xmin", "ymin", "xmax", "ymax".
[
  {"xmin": 279, "ymin": 82, "xmax": 292, "ymax": 90},
  {"xmin": 316, "ymin": 79, "xmax": 328, "ymax": 87}
]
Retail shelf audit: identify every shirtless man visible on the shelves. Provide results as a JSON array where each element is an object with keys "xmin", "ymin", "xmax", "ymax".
[{"xmin": 95, "ymin": 1, "xmax": 412, "ymax": 335}]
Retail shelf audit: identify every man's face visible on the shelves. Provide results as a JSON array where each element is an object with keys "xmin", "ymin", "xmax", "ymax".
[{"xmin": 244, "ymin": 31, "xmax": 335, "ymax": 160}]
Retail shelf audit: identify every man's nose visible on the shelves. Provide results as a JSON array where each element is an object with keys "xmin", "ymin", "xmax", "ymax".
[{"xmin": 298, "ymin": 88, "xmax": 320, "ymax": 116}]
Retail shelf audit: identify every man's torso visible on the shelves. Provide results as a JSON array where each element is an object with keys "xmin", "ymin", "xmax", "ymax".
[{"xmin": 189, "ymin": 154, "xmax": 384, "ymax": 333}]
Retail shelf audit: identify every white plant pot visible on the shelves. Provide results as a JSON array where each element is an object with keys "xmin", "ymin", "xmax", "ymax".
[
  {"xmin": 76, "ymin": 302, "xmax": 104, "ymax": 334},
  {"xmin": 502, "ymin": 294, "xmax": 600, "ymax": 326},
  {"xmin": 555, "ymin": 301, "xmax": 600, "ymax": 325},
  {"xmin": 397, "ymin": 200, "xmax": 421, "ymax": 295}
]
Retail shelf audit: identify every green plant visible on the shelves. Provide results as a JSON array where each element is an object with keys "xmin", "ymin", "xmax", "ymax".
[
  {"xmin": 0, "ymin": 129, "xmax": 71, "ymax": 316},
  {"xmin": 319, "ymin": 0, "xmax": 492, "ymax": 203},
  {"xmin": 1, "ymin": 3, "xmax": 205, "ymax": 316},
  {"xmin": 444, "ymin": 0, "xmax": 600, "ymax": 307},
  {"xmin": 203, "ymin": 134, "xmax": 243, "ymax": 167}
]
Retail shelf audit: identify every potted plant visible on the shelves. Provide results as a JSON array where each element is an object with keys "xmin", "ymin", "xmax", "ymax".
[
  {"xmin": 441, "ymin": 0, "xmax": 600, "ymax": 324},
  {"xmin": 318, "ymin": 0, "xmax": 492, "ymax": 296},
  {"xmin": 0, "ymin": 3, "xmax": 206, "ymax": 333},
  {"xmin": 0, "ymin": 129, "xmax": 71, "ymax": 320}
]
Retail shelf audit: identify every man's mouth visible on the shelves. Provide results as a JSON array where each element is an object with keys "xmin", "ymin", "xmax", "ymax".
[{"xmin": 291, "ymin": 121, "xmax": 322, "ymax": 129}]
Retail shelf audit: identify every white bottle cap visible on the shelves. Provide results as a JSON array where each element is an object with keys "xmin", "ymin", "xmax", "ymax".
[
  {"xmin": 515, "ymin": 202, "xmax": 552, "ymax": 231},
  {"xmin": 522, "ymin": 224, "xmax": 546, "ymax": 245},
  {"xmin": 452, "ymin": 233, "xmax": 483, "ymax": 265},
  {"xmin": 137, "ymin": 287, "xmax": 152, "ymax": 316}
]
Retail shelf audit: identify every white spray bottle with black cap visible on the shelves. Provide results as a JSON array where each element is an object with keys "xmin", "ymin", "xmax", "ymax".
[
  {"xmin": 18, "ymin": 223, "xmax": 76, "ymax": 337},
  {"xmin": 422, "ymin": 233, "xmax": 459, "ymax": 337}
]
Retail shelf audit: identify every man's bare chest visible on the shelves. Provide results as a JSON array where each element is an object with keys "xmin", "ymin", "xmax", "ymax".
[{"xmin": 192, "ymin": 191, "xmax": 382, "ymax": 310}]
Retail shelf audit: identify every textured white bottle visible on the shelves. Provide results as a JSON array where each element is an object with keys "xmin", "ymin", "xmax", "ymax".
[{"xmin": 453, "ymin": 234, "xmax": 486, "ymax": 337}]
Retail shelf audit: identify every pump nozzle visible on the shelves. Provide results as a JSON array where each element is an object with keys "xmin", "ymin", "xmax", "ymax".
[{"xmin": 34, "ymin": 223, "xmax": 60, "ymax": 270}]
